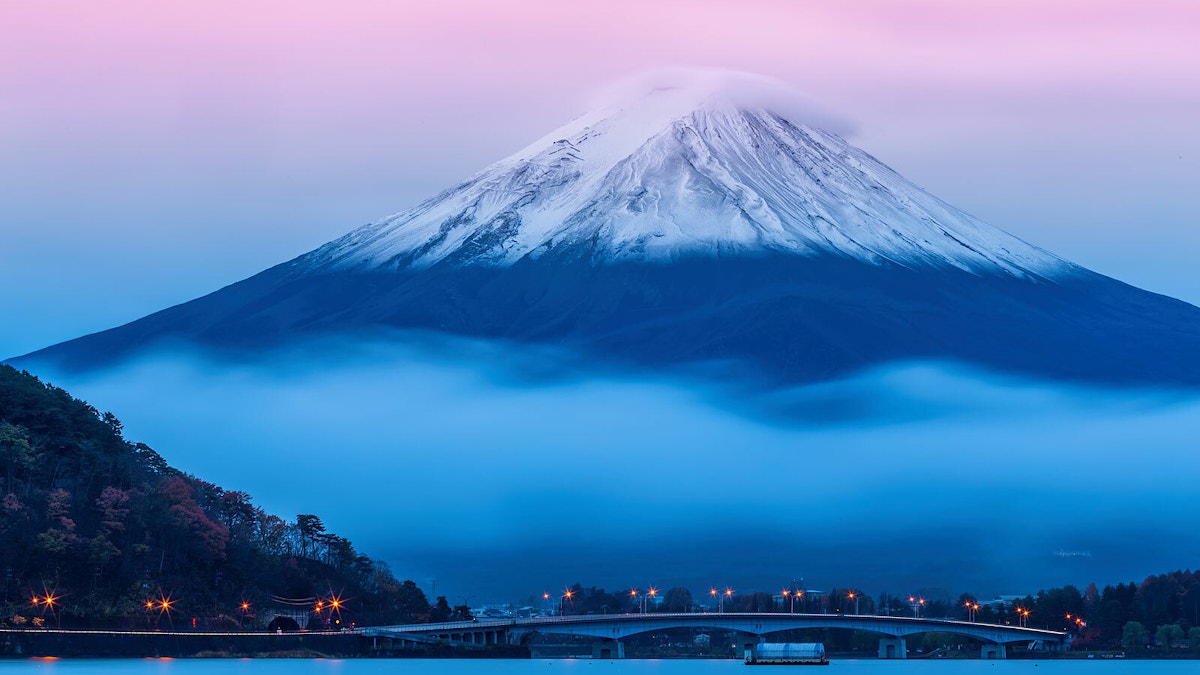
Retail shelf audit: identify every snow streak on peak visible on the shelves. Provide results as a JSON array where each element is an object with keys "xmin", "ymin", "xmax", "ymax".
[{"xmin": 303, "ymin": 70, "xmax": 1072, "ymax": 279}]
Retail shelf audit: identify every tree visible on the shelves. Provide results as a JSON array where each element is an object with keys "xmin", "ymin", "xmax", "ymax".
[
  {"xmin": 36, "ymin": 488, "xmax": 77, "ymax": 555},
  {"xmin": 661, "ymin": 587, "xmax": 694, "ymax": 613},
  {"xmin": 430, "ymin": 596, "xmax": 452, "ymax": 622},
  {"xmin": 1188, "ymin": 626, "xmax": 1200, "ymax": 655},
  {"xmin": 395, "ymin": 579, "xmax": 430, "ymax": 621},
  {"xmin": 0, "ymin": 422, "xmax": 37, "ymax": 494},
  {"xmin": 295, "ymin": 514, "xmax": 325, "ymax": 559},
  {"xmin": 1122, "ymin": 621, "xmax": 1147, "ymax": 654},
  {"xmin": 1155, "ymin": 623, "xmax": 1184, "ymax": 649},
  {"xmin": 450, "ymin": 604, "xmax": 474, "ymax": 621}
]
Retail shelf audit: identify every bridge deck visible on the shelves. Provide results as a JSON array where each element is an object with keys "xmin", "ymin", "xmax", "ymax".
[{"xmin": 364, "ymin": 612, "xmax": 1066, "ymax": 646}]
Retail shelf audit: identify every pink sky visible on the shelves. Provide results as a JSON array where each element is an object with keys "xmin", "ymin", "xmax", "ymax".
[{"xmin": 2, "ymin": 0, "xmax": 1199, "ymax": 355}]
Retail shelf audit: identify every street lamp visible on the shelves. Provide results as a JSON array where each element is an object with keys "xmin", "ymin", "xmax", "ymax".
[
  {"xmin": 909, "ymin": 596, "xmax": 925, "ymax": 617},
  {"xmin": 1016, "ymin": 607, "xmax": 1030, "ymax": 628},
  {"xmin": 965, "ymin": 601, "xmax": 979, "ymax": 622},
  {"xmin": 782, "ymin": 590, "xmax": 796, "ymax": 614},
  {"xmin": 630, "ymin": 587, "xmax": 658, "ymax": 613},
  {"xmin": 31, "ymin": 585, "xmax": 63, "ymax": 628},
  {"xmin": 646, "ymin": 587, "xmax": 657, "ymax": 614},
  {"xmin": 560, "ymin": 590, "xmax": 574, "ymax": 616},
  {"xmin": 847, "ymin": 591, "xmax": 860, "ymax": 615},
  {"xmin": 155, "ymin": 592, "xmax": 176, "ymax": 628}
]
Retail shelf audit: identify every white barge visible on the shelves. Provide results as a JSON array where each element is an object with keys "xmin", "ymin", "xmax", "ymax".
[{"xmin": 745, "ymin": 642, "xmax": 829, "ymax": 666}]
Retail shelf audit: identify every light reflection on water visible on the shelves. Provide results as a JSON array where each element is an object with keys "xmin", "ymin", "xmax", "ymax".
[{"xmin": 5, "ymin": 659, "xmax": 1199, "ymax": 675}]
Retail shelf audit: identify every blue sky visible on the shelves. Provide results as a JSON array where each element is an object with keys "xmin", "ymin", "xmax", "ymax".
[{"xmin": 3, "ymin": 0, "xmax": 1199, "ymax": 359}]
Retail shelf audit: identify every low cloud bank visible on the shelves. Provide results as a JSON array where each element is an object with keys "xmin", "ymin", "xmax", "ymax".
[{"xmin": 28, "ymin": 336, "xmax": 1200, "ymax": 600}]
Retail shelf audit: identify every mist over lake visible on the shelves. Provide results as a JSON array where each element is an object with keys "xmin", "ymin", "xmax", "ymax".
[{"xmin": 29, "ymin": 336, "xmax": 1200, "ymax": 602}]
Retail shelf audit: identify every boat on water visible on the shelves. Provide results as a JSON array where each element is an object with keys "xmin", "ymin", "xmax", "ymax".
[{"xmin": 745, "ymin": 642, "xmax": 829, "ymax": 666}]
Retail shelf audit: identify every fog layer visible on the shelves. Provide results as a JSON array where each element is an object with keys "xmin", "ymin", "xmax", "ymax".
[{"xmin": 29, "ymin": 339, "xmax": 1200, "ymax": 601}]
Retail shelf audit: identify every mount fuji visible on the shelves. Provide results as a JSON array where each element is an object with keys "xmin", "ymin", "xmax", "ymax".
[{"xmin": 14, "ymin": 71, "xmax": 1200, "ymax": 390}]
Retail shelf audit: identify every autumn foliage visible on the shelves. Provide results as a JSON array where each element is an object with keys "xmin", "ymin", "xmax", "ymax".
[{"xmin": 0, "ymin": 364, "xmax": 425, "ymax": 628}]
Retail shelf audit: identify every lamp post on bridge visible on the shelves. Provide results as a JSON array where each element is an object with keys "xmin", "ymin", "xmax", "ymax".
[
  {"xmin": 965, "ymin": 601, "xmax": 980, "ymax": 622},
  {"xmin": 710, "ymin": 587, "xmax": 732, "ymax": 613},
  {"xmin": 560, "ymin": 590, "xmax": 574, "ymax": 616},
  {"xmin": 908, "ymin": 596, "xmax": 925, "ymax": 618},
  {"xmin": 1016, "ymin": 607, "xmax": 1030, "ymax": 628},
  {"xmin": 781, "ymin": 589, "xmax": 796, "ymax": 614},
  {"xmin": 630, "ymin": 587, "xmax": 658, "ymax": 614},
  {"xmin": 847, "ymin": 591, "xmax": 861, "ymax": 615}
]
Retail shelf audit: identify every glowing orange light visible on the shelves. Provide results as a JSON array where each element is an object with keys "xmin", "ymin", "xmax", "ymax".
[
  {"xmin": 543, "ymin": 593, "xmax": 550, "ymax": 600},
  {"xmin": 146, "ymin": 600, "xmax": 155, "ymax": 609},
  {"xmin": 648, "ymin": 588, "xmax": 657, "ymax": 597},
  {"xmin": 630, "ymin": 589, "xmax": 637, "ymax": 597},
  {"xmin": 725, "ymin": 588, "xmax": 733, "ymax": 597},
  {"xmin": 709, "ymin": 589, "xmax": 717, "ymax": 597},
  {"xmin": 782, "ymin": 590, "xmax": 789, "ymax": 597},
  {"xmin": 241, "ymin": 603, "xmax": 250, "ymax": 611}
]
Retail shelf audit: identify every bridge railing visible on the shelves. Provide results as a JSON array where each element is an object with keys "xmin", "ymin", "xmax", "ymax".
[{"xmin": 372, "ymin": 612, "xmax": 1065, "ymax": 640}]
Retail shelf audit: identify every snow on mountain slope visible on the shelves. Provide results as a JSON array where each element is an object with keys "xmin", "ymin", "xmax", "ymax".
[
  {"xmin": 14, "ymin": 70, "xmax": 1200, "ymax": 390},
  {"xmin": 303, "ymin": 71, "xmax": 1072, "ymax": 279}
]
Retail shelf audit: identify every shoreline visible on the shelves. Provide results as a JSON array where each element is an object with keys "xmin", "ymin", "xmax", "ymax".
[{"xmin": 0, "ymin": 628, "xmax": 529, "ymax": 659}]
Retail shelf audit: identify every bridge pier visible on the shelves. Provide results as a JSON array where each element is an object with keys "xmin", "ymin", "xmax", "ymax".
[
  {"xmin": 878, "ymin": 637, "xmax": 906, "ymax": 659},
  {"xmin": 734, "ymin": 631, "xmax": 760, "ymax": 660},
  {"xmin": 981, "ymin": 644, "xmax": 1006, "ymax": 659},
  {"xmin": 591, "ymin": 639, "xmax": 624, "ymax": 659}
]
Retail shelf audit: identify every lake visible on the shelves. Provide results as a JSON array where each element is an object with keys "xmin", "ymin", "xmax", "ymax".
[{"xmin": 3, "ymin": 659, "xmax": 1194, "ymax": 675}]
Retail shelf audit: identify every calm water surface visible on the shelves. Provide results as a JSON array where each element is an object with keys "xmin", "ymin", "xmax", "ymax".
[{"xmin": 2, "ymin": 660, "xmax": 1193, "ymax": 675}]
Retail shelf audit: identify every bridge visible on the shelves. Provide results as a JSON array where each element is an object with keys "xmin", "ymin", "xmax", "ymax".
[{"xmin": 362, "ymin": 612, "xmax": 1067, "ymax": 659}]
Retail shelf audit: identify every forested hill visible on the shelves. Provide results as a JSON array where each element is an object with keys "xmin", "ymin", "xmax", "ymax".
[{"xmin": 0, "ymin": 364, "xmax": 437, "ymax": 628}]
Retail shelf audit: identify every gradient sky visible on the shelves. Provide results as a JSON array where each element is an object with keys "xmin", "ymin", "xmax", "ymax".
[
  {"xmin": 5, "ymin": 0, "xmax": 1200, "ymax": 603},
  {"xmin": 3, "ymin": 0, "xmax": 1199, "ymax": 358}
]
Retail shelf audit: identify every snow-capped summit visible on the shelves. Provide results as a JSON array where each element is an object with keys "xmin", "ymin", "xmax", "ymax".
[
  {"xmin": 303, "ymin": 69, "xmax": 1070, "ymax": 278},
  {"xmin": 13, "ymin": 71, "xmax": 1200, "ymax": 390}
]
